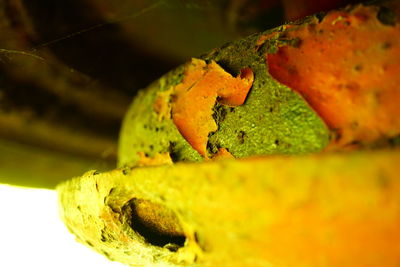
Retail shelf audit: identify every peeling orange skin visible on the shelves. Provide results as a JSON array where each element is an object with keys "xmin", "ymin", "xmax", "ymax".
[
  {"xmin": 267, "ymin": 5, "xmax": 400, "ymax": 148},
  {"xmin": 171, "ymin": 58, "xmax": 254, "ymax": 157}
]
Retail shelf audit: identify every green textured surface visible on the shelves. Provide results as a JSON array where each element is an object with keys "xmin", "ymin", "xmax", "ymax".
[
  {"xmin": 205, "ymin": 31, "xmax": 329, "ymax": 157},
  {"xmin": 118, "ymin": 26, "xmax": 330, "ymax": 167},
  {"xmin": 118, "ymin": 66, "xmax": 202, "ymax": 167}
]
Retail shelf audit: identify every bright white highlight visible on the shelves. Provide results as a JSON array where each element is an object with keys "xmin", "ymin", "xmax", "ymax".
[{"xmin": 0, "ymin": 184, "xmax": 125, "ymax": 267}]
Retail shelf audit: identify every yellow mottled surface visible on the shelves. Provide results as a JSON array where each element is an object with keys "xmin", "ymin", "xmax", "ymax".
[{"xmin": 58, "ymin": 149, "xmax": 400, "ymax": 266}]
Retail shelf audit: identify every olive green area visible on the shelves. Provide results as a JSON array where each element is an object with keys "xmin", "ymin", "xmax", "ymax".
[
  {"xmin": 118, "ymin": 67, "xmax": 202, "ymax": 167},
  {"xmin": 204, "ymin": 30, "xmax": 329, "ymax": 158},
  {"xmin": 118, "ymin": 21, "xmax": 329, "ymax": 166}
]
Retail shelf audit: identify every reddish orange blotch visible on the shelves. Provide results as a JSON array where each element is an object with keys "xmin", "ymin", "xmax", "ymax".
[
  {"xmin": 267, "ymin": 5, "xmax": 400, "ymax": 148},
  {"xmin": 171, "ymin": 59, "xmax": 254, "ymax": 157}
]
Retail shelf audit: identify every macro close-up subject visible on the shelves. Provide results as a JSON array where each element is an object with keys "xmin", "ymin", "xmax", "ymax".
[{"xmin": 0, "ymin": 0, "xmax": 399, "ymax": 266}]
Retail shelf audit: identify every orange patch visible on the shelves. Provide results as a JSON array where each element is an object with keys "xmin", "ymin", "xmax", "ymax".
[
  {"xmin": 267, "ymin": 5, "xmax": 400, "ymax": 148},
  {"xmin": 154, "ymin": 87, "xmax": 173, "ymax": 121},
  {"xmin": 171, "ymin": 59, "xmax": 254, "ymax": 157},
  {"xmin": 137, "ymin": 152, "xmax": 173, "ymax": 167},
  {"xmin": 212, "ymin": 148, "xmax": 235, "ymax": 160}
]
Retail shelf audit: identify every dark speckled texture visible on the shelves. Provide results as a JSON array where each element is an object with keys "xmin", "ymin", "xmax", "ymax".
[{"xmin": 118, "ymin": 27, "xmax": 329, "ymax": 167}]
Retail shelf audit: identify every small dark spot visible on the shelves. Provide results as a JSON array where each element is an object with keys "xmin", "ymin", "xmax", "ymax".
[
  {"xmin": 122, "ymin": 168, "xmax": 130, "ymax": 175},
  {"xmin": 102, "ymin": 250, "xmax": 110, "ymax": 258},
  {"xmin": 354, "ymin": 64, "xmax": 363, "ymax": 71},
  {"xmin": 86, "ymin": 240, "xmax": 94, "ymax": 247},
  {"xmin": 194, "ymin": 232, "xmax": 200, "ymax": 243},
  {"xmin": 155, "ymin": 127, "xmax": 159, "ymax": 132},
  {"xmin": 315, "ymin": 12, "xmax": 326, "ymax": 23},
  {"xmin": 274, "ymin": 139, "xmax": 280, "ymax": 145},
  {"xmin": 144, "ymin": 152, "xmax": 150, "ymax": 157},
  {"xmin": 193, "ymin": 232, "xmax": 207, "ymax": 251},
  {"xmin": 346, "ymin": 140, "xmax": 361, "ymax": 147},
  {"xmin": 237, "ymin": 130, "xmax": 247, "ymax": 144},
  {"xmin": 331, "ymin": 129, "xmax": 342, "ymax": 142},
  {"xmin": 230, "ymin": 107, "xmax": 235, "ymax": 113},
  {"xmin": 342, "ymin": 21, "xmax": 350, "ymax": 26},
  {"xmin": 164, "ymin": 243, "xmax": 180, "ymax": 252},
  {"xmin": 109, "ymin": 188, "xmax": 115, "ymax": 195},
  {"xmin": 287, "ymin": 65, "xmax": 298, "ymax": 76},
  {"xmin": 169, "ymin": 142, "xmax": 180, "ymax": 163},
  {"xmin": 77, "ymin": 205, "xmax": 81, "ymax": 211},
  {"xmin": 377, "ymin": 6, "xmax": 396, "ymax": 26},
  {"xmin": 269, "ymin": 107, "xmax": 274, "ymax": 112},
  {"xmin": 93, "ymin": 170, "xmax": 100, "ymax": 175},
  {"xmin": 100, "ymin": 228, "xmax": 115, "ymax": 243},
  {"xmin": 351, "ymin": 121, "xmax": 359, "ymax": 129},
  {"xmin": 389, "ymin": 135, "xmax": 400, "ymax": 147},
  {"xmin": 95, "ymin": 183, "xmax": 99, "ymax": 192},
  {"xmin": 149, "ymin": 145, "xmax": 154, "ymax": 150},
  {"xmin": 382, "ymin": 42, "xmax": 392, "ymax": 50},
  {"xmin": 291, "ymin": 38, "xmax": 302, "ymax": 48},
  {"xmin": 345, "ymin": 82, "xmax": 360, "ymax": 91},
  {"xmin": 143, "ymin": 124, "xmax": 148, "ymax": 129}
]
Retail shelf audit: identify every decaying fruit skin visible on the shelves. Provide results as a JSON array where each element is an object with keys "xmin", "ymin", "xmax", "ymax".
[
  {"xmin": 171, "ymin": 58, "xmax": 254, "ymax": 158},
  {"xmin": 58, "ymin": 150, "xmax": 400, "ymax": 266},
  {"xmin": 267, "ymin": 3, "xmax": 400, "ymax": 149},
  {"xmin": 118, "ymin": 0, "xmax": 400, "ymax": 168},
  {"xmin": 59, "ymin": 1, "xmax": 400, "ymax": 266}
]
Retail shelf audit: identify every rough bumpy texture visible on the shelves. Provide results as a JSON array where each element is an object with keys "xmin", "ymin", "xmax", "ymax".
[
  {"xmin": 59, "ymin": 1, "xmax": 400, "ymax": 266},
  {"xmin": 118, "ymin": 0, "xmax": 400, "ymax": 167},
  {"xmin": 118, "ymin": 66, "xmax": 203, "ymax": 167},
  {"xmin": 58, "ymin": 150, "xmax": 400, "ymax": 267},
  {"xmin": 118, "ymin": 27, "xmax": 330, "ymax": 167},
  {"xmin": 267, "ymin": 3, "xmax": 400, "ymax": 149}
]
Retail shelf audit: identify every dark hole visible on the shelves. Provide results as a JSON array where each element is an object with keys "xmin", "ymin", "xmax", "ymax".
[
  {"xmin": 123, "ymin": 198, "xmax": 186, "ymax": 248},
  {"xmin": 214, "ymin": 60, "xmax": 239, "ymax": 77},
  {"xmin": 168, "ymin": 142, "xmax": 181, "ymax": 163}
]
